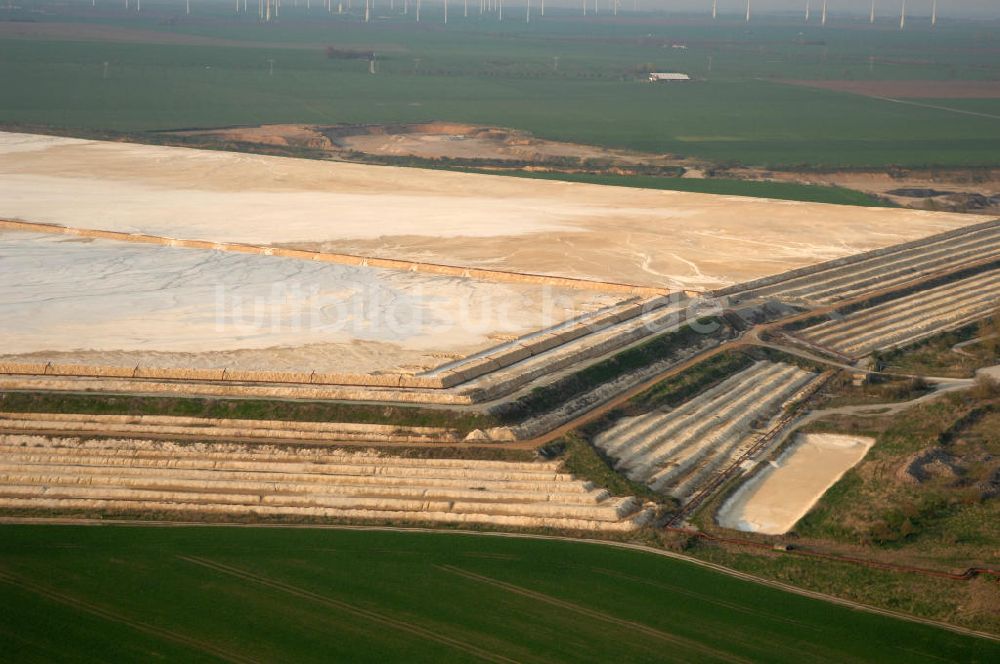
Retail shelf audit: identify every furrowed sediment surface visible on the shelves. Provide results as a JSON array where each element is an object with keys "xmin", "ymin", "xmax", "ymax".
[
  {"xmin": 0, "ymin": 435, "xmax": 654, "ymax": 531},
  {"xmin": 594, "ymin": 362, "xmax": 816, "ymax": 502},
  {"xmin": 730, "ymin": 219, "xmax": 1000, "ymax": 305},
  {"xmin": 796, "ymin": 268, "xmax": 1000, "ymax": 358}
]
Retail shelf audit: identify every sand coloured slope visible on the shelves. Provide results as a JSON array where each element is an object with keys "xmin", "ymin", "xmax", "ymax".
[{"xmin": 0, "ymin": 132, "xmax": 981, "ymax": 291}]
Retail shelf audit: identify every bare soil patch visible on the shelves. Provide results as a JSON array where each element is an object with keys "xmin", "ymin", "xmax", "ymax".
[
  {"xmin": 728, "ymin": 167, "xmax": 1000, "ymax": 213},
  {"xmin": 175, "ymin": 121, "xmax": 679, "ymax": 168},
  {"xmin": 174, "ymin": 123, "xmax": 1000, "ymax": 216},
  {"xmin": 174, "ymin": 124, "xmax": 338, "ymax": 150}
]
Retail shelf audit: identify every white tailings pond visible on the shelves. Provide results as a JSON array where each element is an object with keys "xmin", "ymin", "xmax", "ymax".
[
  {"xmin": 717, "ymin": 433, "xmax": 875, "ymax": 535},
  {"xmin": 0, "ymin": 231, "xmax": 619, "ymax": 374}
]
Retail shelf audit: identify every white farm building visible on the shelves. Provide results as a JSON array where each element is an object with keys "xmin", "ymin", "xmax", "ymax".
[{"xmin": 648, "ymin": 72, "xmax": 691, "ymax": 83}]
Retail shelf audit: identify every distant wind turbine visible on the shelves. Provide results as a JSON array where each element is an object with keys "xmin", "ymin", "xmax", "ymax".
[
  {"xmin": 931, "ymin": 0, "xmax": 937, "ymax": 26},
  {"xmin": 899, "ymin": 0, "xmax": 906, "ymax": 29},
  {"xmin": 805, "ymin": 0, "xmax": 810, "ymax": 22},
  {"xmin": 870, "ymin": 0, "xmax": 875, "ymax": 24},
  {"xmin": 745, "ymin": 0, "xmax": 750, "ymax": 23},
  {"xmin": 711, "ymin": 0, "xmax": 716, "ymax": 20},
  {"xmin": 821, "ymin": 0, "xmax": 827, "ymax": 26}
]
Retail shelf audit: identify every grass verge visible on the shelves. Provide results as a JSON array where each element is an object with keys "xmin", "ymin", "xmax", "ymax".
[{"xmin": 0, "ymin": 392, "xmax": 497, "ymax": 433}]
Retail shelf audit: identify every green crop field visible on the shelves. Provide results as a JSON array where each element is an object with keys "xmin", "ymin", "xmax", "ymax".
[
  {"xmin": 2, "ymin": 1, "xmax": 1000, "ymax": 167},
  {"xmin": 460, "ymin": 170, "xmax": 893, "ymax": 205},
  {"xmin": 1, "ymin": 525, "xmax": 997, "ymax": 662}
]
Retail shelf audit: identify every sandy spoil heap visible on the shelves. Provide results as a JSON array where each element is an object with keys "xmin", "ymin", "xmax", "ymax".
[
  {"xmin": 797, "ymin": 267, "xmax": 1000, "ymax": 358},
  {"xmin": 0, "ymin": 435, "xmax": 655, "ymax": 531},
  {"xmin": 0, "ymin": 132, "xmax": 981, "ymax": 291},
  {"xmin": 594, "ymin": 361, "xmax": 817, "ymax": 501}
]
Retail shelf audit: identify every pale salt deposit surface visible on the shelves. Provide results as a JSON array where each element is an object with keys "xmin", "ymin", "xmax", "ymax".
[
  {"xmin": 717, "ymin": 433, "xmax": 875, "ymax": 535},
  {"xmin": 0, "ymin": 132, "xmax": 980, "ymax": 291},
  {"xmin": 0, "ymin": 231, "xmax": 620, "ymax": 374}
]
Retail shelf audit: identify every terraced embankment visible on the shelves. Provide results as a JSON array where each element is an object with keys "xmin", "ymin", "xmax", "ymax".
[
  {"xmin": 0, "ymin": 297, "xmax": 691, "ymax": 408},
  {"xmin": 594, "ymin": 361, "xmax": 817, "ymax": 502},
  {"xmin": 795, "ymin": 268, "xmax": 1000, "ymax": 359},
  {"xmin": 728, "ymin": 219, "xmax": 1000, "ymax": 305},
  {"xmin": 424, "ymin": 296, "xmax": 689, "ymax": 397},
  {"xmin": 0, "ymin": 412, "xmax": 463, "ymax": 445},
  {"xmin": 0, "ymin": 435, "xmax": 654, "ymax": 531}
]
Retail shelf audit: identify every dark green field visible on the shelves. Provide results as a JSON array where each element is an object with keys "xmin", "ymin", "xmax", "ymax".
[
  {"xmin": 0, "ymin": 525, "xmax": 997, "ymax": 662},
  {"xmin": 2, "ymin": 1, "xmax": 1000, "ymax": 167},
  {"xmin": 460, "ymin": 169, "xmax": 893, "ymax": 205}
]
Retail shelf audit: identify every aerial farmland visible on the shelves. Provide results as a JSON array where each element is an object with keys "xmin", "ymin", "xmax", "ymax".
[{"xmin": 1, "ymin": 1, "xmax": 999, "ymax": 660}]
